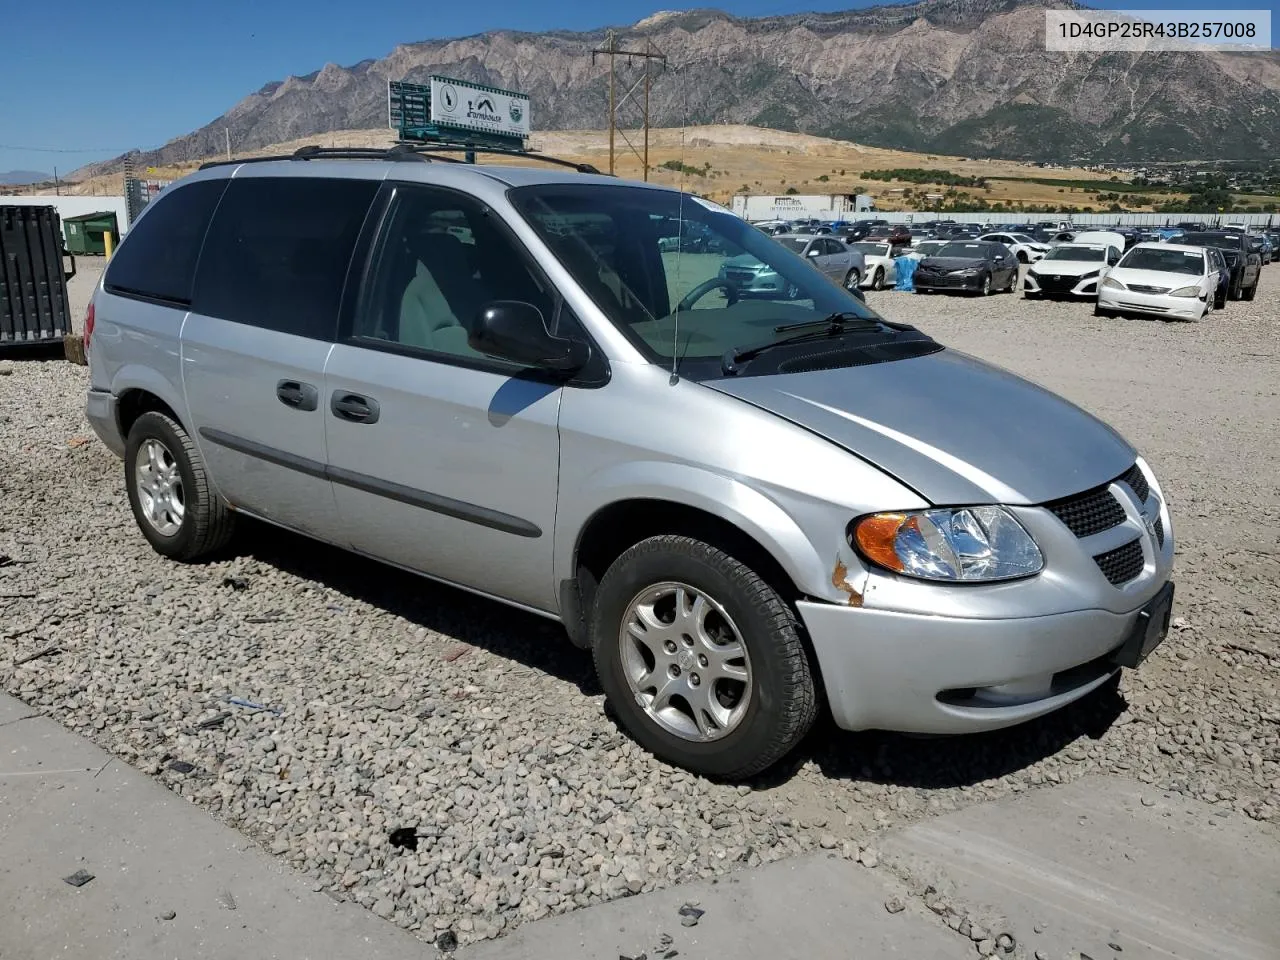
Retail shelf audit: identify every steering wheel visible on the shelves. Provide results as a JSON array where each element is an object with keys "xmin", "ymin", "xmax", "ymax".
[{"xmin": 676, "ymin": 277, "xmax": 738, "ymax": 313}]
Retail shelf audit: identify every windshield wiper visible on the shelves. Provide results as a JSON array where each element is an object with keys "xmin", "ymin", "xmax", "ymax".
[
  {"xmin": 721, "ymin": 313, "xmax": 880, "ymax": 375},
  {"xmin": 773, "ymin": 311, "xmax": 877, "ymax": 334}
]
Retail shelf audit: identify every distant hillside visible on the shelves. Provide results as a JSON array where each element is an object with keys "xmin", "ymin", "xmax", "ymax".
[
  {"xmin": 74, "ymin": 0, "xmax": 1280, "ymax": 178},
  {"xmin": 0, "ymin": 170, "xmax": 53, "ymax": 185}
]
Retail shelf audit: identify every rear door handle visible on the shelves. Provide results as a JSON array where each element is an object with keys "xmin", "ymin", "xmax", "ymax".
[
  {"xmin": 330, "ymin": 391, "xmax": 380, "ymax": 424},
  {"xmin": 276, "ymin": 380, "xmax": 318, "ymax": 411}
]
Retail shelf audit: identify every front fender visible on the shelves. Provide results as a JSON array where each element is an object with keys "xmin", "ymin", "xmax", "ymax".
[{"xmin": 555, "ymin": 460, "xmax": 830, "ymax": 600}]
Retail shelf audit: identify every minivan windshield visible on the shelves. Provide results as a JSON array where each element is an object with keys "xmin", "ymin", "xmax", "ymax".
[{"xmin": 508, "ymin": 184, "xmax": 888, "ymax": 370}]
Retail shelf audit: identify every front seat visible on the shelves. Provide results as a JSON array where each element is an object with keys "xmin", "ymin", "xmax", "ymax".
[{"xmin": 398, "ymin": 233, "xmax": 479, "ymax": 350}]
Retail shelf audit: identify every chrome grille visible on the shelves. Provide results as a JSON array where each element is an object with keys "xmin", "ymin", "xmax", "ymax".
[
  {"xmin": 1120, "ymin": 463, "xmax": 1150, "ymax": 502},
  {"xmin": 1128, "ymin": 283, "xmax": 1170, "ymax": 295},
  {"xmin": 1046, "ymin": 486, "xmax": 1126, "ymax": 538},
  {"xmin": 1095, "ymin": 539, "xmax": 1145, "ymax": 586}
]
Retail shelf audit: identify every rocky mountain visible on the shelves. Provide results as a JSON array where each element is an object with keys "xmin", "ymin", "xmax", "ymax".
[
  {"xmin": 84, "ymin": 0, "xmax": 1280, "ymax": 174},
  {"xmin": 0, "ymin": 170, "xmax": 54, "ymax": 185}
]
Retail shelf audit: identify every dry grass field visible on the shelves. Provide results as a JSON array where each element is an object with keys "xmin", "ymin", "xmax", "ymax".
[{"xmin": 65, "ymin": 125, "xmax": 1153, "ymax": 210}]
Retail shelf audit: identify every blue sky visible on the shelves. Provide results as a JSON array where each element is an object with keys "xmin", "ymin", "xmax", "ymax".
[{"xmin": 1, "ymin": 0, "xmax": 1275, "ymax": 175}]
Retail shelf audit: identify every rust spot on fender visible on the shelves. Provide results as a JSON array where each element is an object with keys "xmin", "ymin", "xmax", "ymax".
[{"xmin": 831, "ymin": 558, "xmax": 864, "ymax": 607}]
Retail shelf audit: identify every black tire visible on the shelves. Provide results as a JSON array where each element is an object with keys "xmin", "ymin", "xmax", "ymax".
[
  {"xmin": 977, "ymin": 273, "xmax": 992, "ymax": 296},
  {"xmin": 1016, "ymin": 251, "xmax": 1029, "ymax": 264},
  {"xmin": 1215, "ymin": 289, "xmax": 1227, "ymax": 309},
  {"xmin": 1230, "ymin": 277, "xmax": 1243, "ymax": 300},
  {"xmin": 843, "ymin": 269, "xmax": 861, "ymax": 291},
  {"xmin": 591, "ymin": 535, "xmax": 817, "ymax": 780},
  {"xmin": 124, "ymin": 410, "xmax": 235, "ymax": 561},
  {"xmin": 871, "ymin": 267, "xmax": 885, "ymax": 291},
  {"xmin": 1094, "ymin": 304, "xmax": 1114, "ymax": 318},
  {"xmin": 1024, "ymin": 291, "xmax": 1041, "ymax": 300},
  {"xmin": 1244, "ymin": 278, "xmax": 1258, "ymax": 301}
]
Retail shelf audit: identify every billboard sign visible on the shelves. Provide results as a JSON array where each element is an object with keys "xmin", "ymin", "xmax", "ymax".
[{"xmin": 429, "ymin": 76, "xmax": 530, "ymax": 141}]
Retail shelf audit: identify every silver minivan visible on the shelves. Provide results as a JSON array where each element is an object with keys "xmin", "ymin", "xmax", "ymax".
[{"xmin": 85, "ymin": 150, "xmax": 1175, "ymax": 779}]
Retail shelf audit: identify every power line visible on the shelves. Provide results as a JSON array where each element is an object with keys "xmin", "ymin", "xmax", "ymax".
[
  {"xmin": 592, "ymin": 31, "xmax": 667, "ymax": 178},
  {"xmin": 0, "ymin": 143, "xmax": 152, "ymax": 155}
]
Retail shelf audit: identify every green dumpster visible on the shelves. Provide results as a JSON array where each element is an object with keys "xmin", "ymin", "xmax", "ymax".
[{"xmin": 63, "ymin": 211, "xmax": 119, "ymax": 256}]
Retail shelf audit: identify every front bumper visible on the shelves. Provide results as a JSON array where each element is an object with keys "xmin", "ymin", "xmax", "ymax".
[
  {"xmin": 1098, "ymin": 288, "xmax": 1206, "ymax": 320},
  {"xmin": 914, "ymin": 274, "xmax": 984, "ymax": 293},
  {"xmin": 801, "ymin": 470, "xmax": 1175, "ymax": 735},
  {"xmin": 1024, "ymin": 271, "xmax": 1100, "ymax": 298},
  {"xmin": 798, "ymin": 601, "xmax": 1159, "ymax": 734},
  {"xmin": 86, "ymin": 389, "xmax": 125, "ymax": 458}
]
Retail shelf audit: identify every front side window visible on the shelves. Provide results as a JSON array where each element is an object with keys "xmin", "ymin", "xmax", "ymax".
[
  {"xmin": 1116, "ymin": 248, "xmax": 1205, "ymax": 275},
  {"xmin": 193, "ymin": 177, "xmax": 377, "ymax": 339},
  {"xmin": 352, "ymin": 185, "xmax": 556, "ymax": 364},
  {"xmin": 508, "ymin": 184, "xmax": 883, "ymax": 371}
]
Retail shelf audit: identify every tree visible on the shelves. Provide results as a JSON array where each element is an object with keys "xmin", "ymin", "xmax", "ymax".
[{"xmin": 785, "ymin": 186, "xmax": 799, "ymax": 195}]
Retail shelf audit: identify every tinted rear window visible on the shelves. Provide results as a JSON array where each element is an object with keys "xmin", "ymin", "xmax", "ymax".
[
  {"xmin": 192, "ymin": 177, "xmax": 377, "ymax": 339},
  {"xmin": 104, "ymin": 179, "xmax": 227, "ymax": 305}
]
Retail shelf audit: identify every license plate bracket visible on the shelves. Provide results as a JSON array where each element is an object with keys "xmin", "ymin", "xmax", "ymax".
[{"xmin": 1112, "ymin": 582, "xmax": 1174, "ymax": 669}]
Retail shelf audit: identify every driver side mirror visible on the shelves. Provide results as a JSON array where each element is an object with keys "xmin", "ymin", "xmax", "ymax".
[{"xmin": 469, "ymin": 301, "xmax": 589, "ymax": 373}]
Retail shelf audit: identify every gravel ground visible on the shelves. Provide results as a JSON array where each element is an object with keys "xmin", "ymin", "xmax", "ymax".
[{"xmin": 2, "ymin": 261, "xmax": 1278, "ymax": 946}]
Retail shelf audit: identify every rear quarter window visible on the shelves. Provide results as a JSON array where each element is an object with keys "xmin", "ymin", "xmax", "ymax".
[
  {"xmin": 192, "ymin": 177, "xmax": 377, "ymax": 340},
  {"xmin": 103, "ymin": 179, "xmax": 228, "ymax": 304}
]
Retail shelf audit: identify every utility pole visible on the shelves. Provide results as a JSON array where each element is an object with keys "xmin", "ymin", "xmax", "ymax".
[
  {"xmin": 592, "ymin": 31, "xmax": 667, "ymax": 179},
  {"xmin": 225, "ymin": 128, "xmax": 231, "ymax": 161}
]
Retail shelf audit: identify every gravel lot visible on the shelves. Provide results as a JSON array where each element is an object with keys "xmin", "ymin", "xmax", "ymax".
[{"xmin": 2, "ymin": 261, "xmax": 1277, "ymax": 945}]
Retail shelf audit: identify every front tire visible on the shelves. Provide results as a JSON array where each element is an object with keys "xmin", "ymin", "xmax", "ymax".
[
  {"xmin": 1244, "ymin": 278, "xmax": 1258, "ymax": 301},
  {"xmin": 977, "ymin": 273, "xmax": 992, "ymax": 296},
  {"xmin": 124, "ymin": 411, "xmax": 236, "ymax": 561},
  {"xmin": 1095, "ymin": 304, "xmax": 1114, "ymax": 318},
  {"xmin": 871, "ymin": 267, "xmax": 885, "ymax": 291},
  {"xmin": 591, "ymin": 536, "xmax": 817, "ymax": 780},
  {"xmin": 843, "ymin": 269, "xmax": 861, "ymax": 291}
]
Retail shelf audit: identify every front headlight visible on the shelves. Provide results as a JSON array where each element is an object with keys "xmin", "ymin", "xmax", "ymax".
[
  {"xmin": 1168, "ymin": 285, "xmax": 1200, "ymax": 297},
  {"xmin": 1079, "ymin": 269, "xmax": 1100, "ymax": 280},
  {"xmin": 851, "ymin": 507, "xmax": 1044, "ymax": 582},
  {"xmin": 1102, "ymin": 277, "xmax": 1126, "ymax": 290},
  {"xmin": 949, "ymin": 268, "xmax": 978, "ymax": 276}
]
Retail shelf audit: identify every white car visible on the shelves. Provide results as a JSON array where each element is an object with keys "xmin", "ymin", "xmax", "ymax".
[
  {"xmin": 979, "ymin": 232, "xmax": 1048, "ymax": 263},
  {"xmin": 845, "ymin": 240, "xmax": 902, "ymax": 289},
  {"xmin": 901, "ymin": 239, "xmax": 947, "ymax": 261},
  {"xmin": 1024, "ymin": 242, "xmax": 1122, "ymax": 299},
  {"xmin": 1096, "ymin": 243, "xmax": 1217, "ymax": 322}
]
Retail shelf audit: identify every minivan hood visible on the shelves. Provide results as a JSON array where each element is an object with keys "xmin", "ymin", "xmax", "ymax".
[{"xmin": 707, "ymin": 349, "xmax": 1134, "ymax": 505}]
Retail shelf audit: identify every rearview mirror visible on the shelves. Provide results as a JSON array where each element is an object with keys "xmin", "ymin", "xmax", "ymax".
[{"xmin": 469, "ymin": 301, "xmax": 589, "ymax": 373}]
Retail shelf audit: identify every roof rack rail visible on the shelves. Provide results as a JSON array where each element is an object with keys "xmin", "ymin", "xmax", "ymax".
[
  {"xmin": 394, "ymin": 143, "xmax": 605, "ymax": 175},
  {"xmin": 196, "ymin": 142, "xmax": 603, "ymax": 174}
]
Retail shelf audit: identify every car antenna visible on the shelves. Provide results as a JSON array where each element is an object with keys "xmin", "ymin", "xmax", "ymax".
[{"xmin": 670, "ymin": 65, "xmax": 688, "ymax": 387}]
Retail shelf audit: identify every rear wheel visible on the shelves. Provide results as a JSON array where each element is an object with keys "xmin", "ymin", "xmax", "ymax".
[
  {"xmin": 1244, "ymin": 277, "xmax": 1258, "ymax": 301},
  {"xmin": 843, "ymin": 268, "xmax": 861, "ymax": 291},
  {"xmin": 125, "ymin": 411, "xmax": 236, "ymax": 561},
  {"xmin": 591, "ymin": 536, "xmax": 817, "ymax": 780}
]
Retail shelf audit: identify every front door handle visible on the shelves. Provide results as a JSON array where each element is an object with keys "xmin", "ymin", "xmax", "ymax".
[
  {"xmin": 276, "ymin": 379, "xmax": 318, "ymax": 411},
  {"xmin": 330, "ymin": 391, "xmax": 380, "ymax": 424}
]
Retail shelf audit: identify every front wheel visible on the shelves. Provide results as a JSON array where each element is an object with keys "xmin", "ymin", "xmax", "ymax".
[
  {"xmin": 978, "ymin": 273, "xmax": 992, "ymax": 296},
  {"xmin": 1094, "ymin": 304, "xmax": 1114, "ymax": 318},
  {"xmin": 124, "ymin": 411, "xmax": 236, "ymax": 561},
  {"xmin": 843, "ymin": 269, "xmax": 861, "ymax": 291},
  {"xmin": 591, "ymin": 536, "xmax": 817, "ymax": 780},
  {"xmin": 871, "ymin": 267, "xmax": 886, "ymax": 291},
  {"xmin": 1244, "ymin": 278, "xmax": 1258, "ymax": 301}
]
